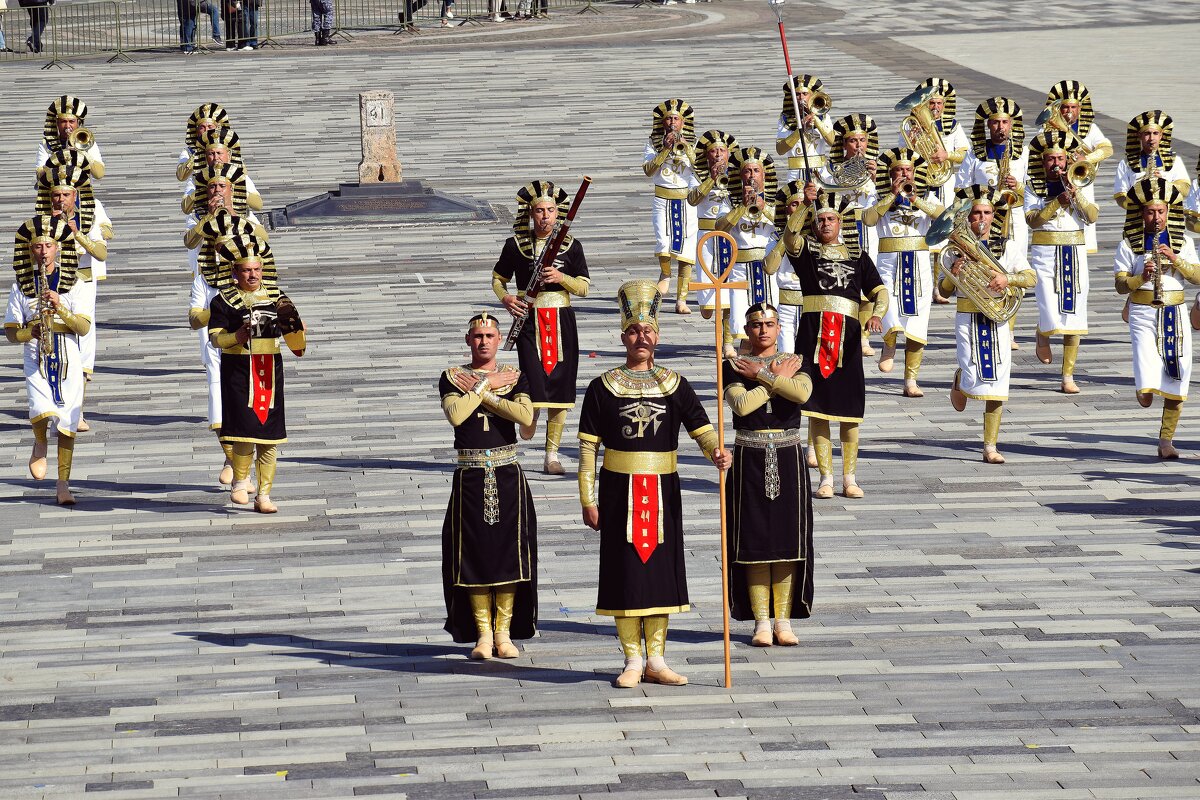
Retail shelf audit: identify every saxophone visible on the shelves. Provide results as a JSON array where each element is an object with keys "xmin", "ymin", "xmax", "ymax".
[
  {"xmin": 1149, "ymin": 228, "xmax": 1166, "ymax": 308},
  {"xmin": 35, "ymin": 255, "xmax": 56, "ymax": 378}
]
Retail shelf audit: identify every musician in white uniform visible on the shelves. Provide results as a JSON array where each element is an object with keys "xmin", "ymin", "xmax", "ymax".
[
  {"xmin": 717, "ymin": 147, "xmax": 779, "ymax": 359},
  {"xmin": 1035, "ymin": 81, "xmax": 1112, "ymax": 254},
  {"xmin": 1113, "ymin": 111, "xmax": 1190, "ymax": 209},
  {"xmin": 181, "ymin": 128, "xmax": 263, "ymax": 216},
  {"xmin": 1113, "ymin": 177, "xmax": 1200, "ymax": 459},
  {"xmin": 643, "ymin": 99, "xmax": 698, "ymax": 313},
  {"xmin": 4, "ymin": 216, "xmax": 95, "ymax": 506},
  {"xmin": 942, "ymin": 186, "xmax": 1035, "ymax": 464},
  {"xmin": 775, "ymin": 74, "xmax": 834, "ymax": 186},
  {"xmin": 177, "ymin": 103, "xmax": 231, "ymax": 183},
  {"xmin": 35, "ymin": 95, "xmax": 106, "ymax": 181},
  {"xmin": 864, "ymin": 148, "xmax": 943, "ymax": 397},
  {"xmin": 689, "ymin": 130, "xmax": 737, "ymax": 329}
]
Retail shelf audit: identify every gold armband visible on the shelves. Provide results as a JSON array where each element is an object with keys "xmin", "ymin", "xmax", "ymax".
[{"xmin": 578, "ymin": 437, "xmax": 599, "ymax": 507}]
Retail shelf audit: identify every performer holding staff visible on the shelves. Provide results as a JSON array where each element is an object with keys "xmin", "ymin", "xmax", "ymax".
[
  {"xmin": 439, "ymin": 313, "xmax": 539, "ymax": 660},
  {"xmin": 1113, "ymin": 177, "xmax": 1200, "ymax": 459},
  {"xmin": 492, "ymin": 180, "xmax": 590, "ymax": 474},
  {"xmin": 4, "ymin": 216, "xmax": 94, "ymax": 506},
  {"xmin": 938, "ymin": 187, "xmax": 1035, "ymax": 464},
  {"xmin": 690, "ymin": 129, "xmax": 737, "ymax": 328},
  {"xmin": 578, "ymin": 280, "xmax": 730, "ymax": 688},
  {"xmin": 643, "ymin": 99, "xmax": 698, "ymax": 313},
  {"xmin": 717, "ymin": 147, "xmax": 779, "ymax": 358},
  {"xmin": 864, "ymin": 148, "xmax": 943, "ymax": 397},
  {"xmin": 723, "ymin": 303, "xmax": 813, "ymax": 646},
  {"xmin": 775, "ymin": 75, "xmax": 835, "ymax": 186},
  {"xmin": 1025, "ymin": 130, "xmax": 1098, "ymax": 394}
]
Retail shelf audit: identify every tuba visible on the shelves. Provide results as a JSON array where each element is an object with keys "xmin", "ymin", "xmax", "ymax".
[
  {"xmin": 817, "ymin": 155, "xmax": 871, "ymax": 190},
  {"xmin": 896, "ymin": 85, "xmax": 953, "ymax": 187},
  {"xmin": 67, "ymin": 127, "xmax": 95, "ymax": 152},
  {"xmin": 928, "ymin": 200, "xmax": 1024, "ymax": 322}
]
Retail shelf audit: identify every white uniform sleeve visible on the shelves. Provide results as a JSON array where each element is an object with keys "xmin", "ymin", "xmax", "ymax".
[
  {"xmin": 66, "ymin": 277, "xmax": 96, "ymax": 321},
  {"xmin": 1187, "ymin": 180, "xmax": 1200, "ymax": 214},
  {"xmin": 1113, "ymin": 240, "xmax": 1136, "ymax": 276},
  {"xmin": 642, "ymin": 139, "xmax": 657, "ymax": 165},
  {"xmin": 189, "ymin": 272, "xmax": 209, "ymax": 310},
  {"xmin": 1024, "ymin": 185, "xmax": 1046, "ymax": 216},
  {"xmin": 35, "ymin": 141, "xmax": 51, "ymax": 172},
  {"xmin": 5, "ymin": 284, "xmax": 27, "ymax": 326},
  {"xmin": 246, "ymin": 174, "xmax": 259, "ymax": 195},
  {"xmin": 1113, "ymin": 160, "xmax": 1134, "ymax": 197}
]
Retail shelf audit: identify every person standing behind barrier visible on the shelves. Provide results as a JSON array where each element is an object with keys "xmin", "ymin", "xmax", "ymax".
[
  {"xmin": 241, "ymin": 0, "xmax": 258, "ymax": 49},
  {"xmin": 176, "ymin": 1, "xmax": 222, "ymax": 53},
  {"xmin": 18, "ymin": 0, "xmax": 51, "ymax": 54},
  {"xmin": 310, "ymin": 0, "xmax": 334, "ymax": 45}
]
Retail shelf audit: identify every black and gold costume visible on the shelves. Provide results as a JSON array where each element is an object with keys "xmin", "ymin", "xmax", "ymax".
[
  {"xmin": 438, "ymin": 361, "xmax": 538, "ymax": 649},
  {"xmin": 723, "ymin": 350, "xmax": 814, "ymax": 633}
]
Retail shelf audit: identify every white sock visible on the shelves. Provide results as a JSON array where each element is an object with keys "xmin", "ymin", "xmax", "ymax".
[
  {"xmin": 623, "ymin": 656, "xmax": 643, "ymax": 673},
  {"xmin": 646, "ymin": 655, "xmax": 668, "ymax": 671}
]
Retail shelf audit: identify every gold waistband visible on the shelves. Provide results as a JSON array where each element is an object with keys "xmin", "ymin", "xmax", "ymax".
[
  {"xmin": 802, "ymin": 295, "xmax": 860, "ymax": 317},
  {"xmin": 736, "ymin": 248, "xmax": 766, "ymax": 262},
  {"xmin": 956, "ymin": 298, "xmax": 983, "ymax": 314},
  {"xmin": 735, "ymin": 428, "xmax": 805, "ymax": 449},
  {"xmin": 224, "ymin": 339, "xmax": 283, "ymax": 356},
  {"xmin": 1032, "ymin": 230, "xmax": 1084, "ymax": 246},
  {"xmin": 698, "ymin": 218, "xmax": 717, "ymax": 230},
  {"xmin": 878, "ymin": 236, "xmax": 928, "ymax": 253},
  {"xmin": 457, "ymin": 444, "xmax": 518, "ymax": 469},
  {"xmin": 787, "ymin": 154, "xmax": 827, "ymax": 169},
  {"xmin": 519, "ymin": 289, "xmax": 571, "ymax": 309},
  {"xmin": 655, "ymin": 186, "xmax": 689, "ymax": 200},
  {"xmin": 1131, "ymin": 289, "xmax": 1186, "ymax": 307},
  {"xmin": 602, "ymin": 448, "xmax": 677, "ymax": 475},
  {"xmin": 778, "ymin": 289, "xmax": 804, "ymax": 306}
]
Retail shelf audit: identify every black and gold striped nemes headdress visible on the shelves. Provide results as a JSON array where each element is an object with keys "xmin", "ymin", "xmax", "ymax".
[
  {"xmin": 773, "ymin": 180, "xmax": 805, "ymax": 233},
  {"xmin": 512, "ymin": 180, "xmax": 572, "ymax": 258},
  {"xmin": 190, "ymin": 127, "xmax": 246, "ymax": 176},
  {"xmin": 694, "ymin": 130, "xmax": 738, "ymax": 182},
  {"xmin": 13, "ymin": 215, "xmax": 80, "ymax": 299},
  {"xmin": 42, "ymin": 95, "xmax": 89, "ymax": 149},
  {"xmin": 214, "ymin": 233, "xmax": 279, "ymax": 308},
  {"xmin": 1122, "ymin": 177, "xmax": 1186, "ymax": 253},
  {"xmin": 196, "ymin": 212, "xmax": 258, "ymax": 289},
  {"xmin": 191, "ymin": 163, "xmax": 250, "ymax": 216},
  {"xmin": 954, "ymin": 184, "xmax": 1011, "ymax": 255},
  {"xmin": 185, "ymin": 103, "xmax": 231, "ymax": 151},
  {"xmin": 875, "ymin": 147, "xmax": 930, "ymax": 197},
  {"xmin": 780, "ymin": 74, "xmax": 827, "ymax": 127},
  {"xmin": 34, "ymin": 166, "xmax": 96, "ymax": 236},
  {"xmin": 1123, "ymin": 110, "xmax": 1175, "ymax": 172},
  {"xmin": 650, "ymin": 99, "xmax": 695, "ymax": 149},
  {"xmin": 726, "ymin": 147, "xmax": 778, "ymax": 209},
  {"xmin": 971, "ymin": 97, "xmax": 1024, "ymax": 159},
  {"xmin": 1026, "ymin": 130, "xmax": 1081, "ymax": 194},
  {"xmin": 41, "ymin": 148, "xmax": 101, "ymax": 182},
  {"xmin": 915, "ymin": 78, "xmax": 957, "ymax": 118},
  {"xmin": 806, "ymin": 192, "xmax": 861, "ymax": 257},
  {"xmin": 831, "ymin": 113, "xmax": 878, "ymax": 163},
  {"xmin": 1045, "ymin": 80, "xmax": 1096, "ymax": 137}
]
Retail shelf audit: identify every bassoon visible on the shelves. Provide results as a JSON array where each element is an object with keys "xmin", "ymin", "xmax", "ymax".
[{"xmin": 503, "ymin": 176, "xmax": 592, "ymax": 351}]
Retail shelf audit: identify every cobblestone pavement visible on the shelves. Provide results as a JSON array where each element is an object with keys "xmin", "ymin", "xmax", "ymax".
[{"xmin": 0, "ymin": 2, "xmax": 1198, "ymax": 798}]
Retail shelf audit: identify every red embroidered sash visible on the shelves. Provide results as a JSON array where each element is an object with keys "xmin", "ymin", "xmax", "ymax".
[
  {"xmin": 250, "ymin": 354, "xmax": 275, "ymax": 424},
  {"xmin": 817, "ymin": 311, "xmax": 844, "ymax": 378},
  {"xmin": 632, "ymin": 474, "xmax": 660, "ymax": 564},
  {"xmin": 537, "ymin": 307, "xmax": 560, "ymax": 375}
]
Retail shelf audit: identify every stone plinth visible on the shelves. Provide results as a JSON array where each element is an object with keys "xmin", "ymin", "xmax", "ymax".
[{"xmin": 358, "ymin": 90, "xmax": 403, "ymax": 183}]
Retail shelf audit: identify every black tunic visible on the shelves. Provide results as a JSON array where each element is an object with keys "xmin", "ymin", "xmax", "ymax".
[
  {"xmin": 722, "ymin": 359, "xmax": 814, "ymax": 621},
  {"xmin": 493, "ymin": 237, "xmax": 589, "ymax": 408},
  {"xmin": 578, "ymin": 367, "xmax": 713, "ymax": 616},
  {"xmin": 208, "ymin": 292, "xmax": 292, "ymax": 445},
  {"xmin": 438, "ymin": 367, "xmax": 538, "ymax": 643},
  {"xmin": 789, "ymin": 241, "xmax": 885, "ymax": 422}
]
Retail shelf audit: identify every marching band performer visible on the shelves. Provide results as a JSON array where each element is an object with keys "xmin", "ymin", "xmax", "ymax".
[
  {"xmin": 942, "ymin": 186, "xmax": 1035, "ymax": 464},
  {"xmin": 577, "ymin": 279, "xmax": 730, "ymax": 689},
  {"xmin": 35, "ymin": 96, "xmax": 106, "ymax": 180},
  {"xmin": 689, "ymin": 129, "xmax": 737, "ymax": 327},
  {"xmin": 717, "ymin": 147, "xmax": 779, "ymax": 358},
  {"xmin": 960, "ymin": 97, "xmax": 1029, "ymax": 258},
  {"xmin": 724, "ymin": 303, "xmax": 813, "ymax": 646},
  {"xmin": 766, "ymin": 180, "xmax": 815, "ymax": 354},
  {"xmin": 782, "ymin": 194, "xmax": 886, "ymax": 498},
  {"xmin": 207, "ymin": 234, "xmax": 307, "ymax": 514},
  {"xmin": 1189, "ymin": 156, "xmax": 1200, "ymax": 329},
  {"xmin": 184, "ymin": 162, "xmax": 267, "ymax": 277},
  {"xmin": 775, "ymin": 75, "xmax": 834, "ymax": 186},
  {"xmin": 439, "ymin": 313, "xmax": 538, "ymax": 660},
  {"xmin": 1113, "ymin": 111, "xmax": 1190, "ymax": 209},
  {"xmin": 864, "ymin": 148, "xmax": 943, "ymax": 397},
  {"xmin": 4, "ymin": 216, "xmax": 94, "ymax": 506},
  {"xmin": 35, "ymin": 164, "xmax": 112, "ymax": 433},
  {"xmin": 492, "ymin": 181, "xmax": 590, "ymax": 475},
  {"xmin": 177, "ymin": 103, "xmax": 231, "ymax": 182},
  {"xmin": 643, "ymin": 99, "xmax": 698, "ymax": 313},
  {"xmin": 1036, "ymin": 81, "xmax": 1112, "ymax": 254},
  {"xmin": 820, "ymin": 113, "xmax": 879, "ymax": 355},
  {"xmin": 1113, "ymin": 177, "xmax": 1200, "ymax": 459},
  {"xmin": 1025, "ymin": 130, "xmax": 1098, "ymax": 394},
  {"xmin": 182, "ymin": 127, "xmax": 264, "ymax": 214},
  {"xmin": 898, "ymin": 79, "xmax": 968, "ymax": 209}
]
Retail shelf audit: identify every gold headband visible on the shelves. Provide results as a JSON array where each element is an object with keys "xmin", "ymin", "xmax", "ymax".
[
  {"xmin": 234, "ymin": 257, "xmax": 263, "ymax": 267},
  {"xmin": 1141, "ymin": 200, "xmax": 1168, "ymax": 209},
  {"xmin": 746, "ymin": 307, "xmax": 779, "ymax": 322},
  {"xmin": 55, "ymin": 113, "xmax": 79, "ymax": 121},
  {"xmin": 468, "ymin": 314, "xmax": 499, "ymax": 332},
  {"xmin": 50, "ymin": 182, "xmax": 78, "ymax": 193},
  {"xmin": 1138, "ymin": 123, "xmax": 1163, "ymax": 134},
  {"xmin": 1041, "ymin": 146, "xmax": 1067, "ymax": 157},
  {"xmin": 30, "ymin": 234, "xmax": 59, "ymax": 245}
]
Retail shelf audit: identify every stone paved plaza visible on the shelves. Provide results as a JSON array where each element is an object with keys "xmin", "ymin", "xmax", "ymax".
[{"xmin": 1, "ymin": 2, "xmax": 1199, "ymax": 798}]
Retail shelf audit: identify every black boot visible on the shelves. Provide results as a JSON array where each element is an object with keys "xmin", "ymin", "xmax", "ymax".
[
  {"xmin": 315, "ymin": 30, "xmax": 324, "ymax": 45},
  {"xmin": 323, "ymin": 28, "xmax": 336, "ymax": 44}
]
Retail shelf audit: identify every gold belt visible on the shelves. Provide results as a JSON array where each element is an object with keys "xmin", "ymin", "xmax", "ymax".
[
  {"xmin": 787, "ymin": 154, "xmax": 827, "ymax": 169},
  {"xmin": 602, "ymin": 449, "xmax": 677, "ymax": 475},
  {"xmin": 778, "ymin": 289, "xmax": 804, "ymax": 306},
  {"xmin": 1131, "ymin": 289, "xmax": 1186, "ymax": 306},
  {"xmin": 878, "ymin": 236, "xmax": 928, "ymax": 253},
  {"xmin": 956, "ymin": 298, "xmax": 983, "ymax": 314},
  {"xmin": 736, "ymin": 248, "xmax": 766, "ymax": 262},
  {"xmin": 734, "ymin": 428, "xmax": 805, "ymax": 449},
  {"xmin": 456, "ymin": 444, "xmax": 518, "ymax": 469},
  {"xmin": 802, "ymin": 295, "xmax": 859, "ymax": 317},
  {"xmin": 519, "ymin": 289, "xmax": 571, "ymax": 309},
  {"xmin": 654, "ymin": 186, "xmax": 688, "ymax": 200},
  {"xmin": 1032, "ymin": 230, "xmax": 1084, "ymax": 246},
  {"xmin": 698, "ymin": 218, "xmax": 717, "ymax": 230}
]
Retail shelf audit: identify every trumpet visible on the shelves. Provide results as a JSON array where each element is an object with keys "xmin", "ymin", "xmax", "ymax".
[
  {"xmin": 714, "ymin": 174, "xmax": 730, "ymax": 191},
  {"xmin": 897, "ymin": 180, "xmax": 916, "ymax": 197},
  {"xmin": 67, "ymin": 127, "xmax": 95, "ymax": 152},
  {"xmin": 1066, "ymin": 159, "xmax": 1095, "ymax": 188}
]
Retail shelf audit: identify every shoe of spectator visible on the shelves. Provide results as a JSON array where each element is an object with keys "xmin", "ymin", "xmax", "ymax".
[
  {"xmin": 490, "ymin": 13, "xmax": 503, "ymax": 20},
  {"xmin": 440, "ymin": 18, "xmax": 451, "ymax": 25},
  {"xmin": 240, "ymin": 44, "xmax": 254, "ymax": 50},
  {"xmin": 661, "ymin": 1, "xmax": 677, "ymax": 5},
  {"xmin": 213, "ymin": 36, "xmax": 222, "ymax": 44},
  {"xmin": 26, "ymin": 36, "xmax": 33, "ymax": 52},
  {"xmin": 445, "ymin": 5, "xmax": 455, "ymax": 17}
]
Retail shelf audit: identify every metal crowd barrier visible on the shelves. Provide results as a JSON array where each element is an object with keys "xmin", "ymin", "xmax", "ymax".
[{"xmin": 0, "ymin": 0, "xmax": 626, "ymax": 67}]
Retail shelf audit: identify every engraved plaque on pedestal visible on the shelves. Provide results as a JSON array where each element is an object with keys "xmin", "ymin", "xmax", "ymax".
[{"xmin": 359, "ymin": 90, "xmax": 403, "ymax": 183}]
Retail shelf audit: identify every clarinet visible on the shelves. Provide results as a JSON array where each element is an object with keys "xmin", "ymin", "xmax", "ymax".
[{"xmin": 503, "ymin": 176, "xmax": 592, "ymax": 351}]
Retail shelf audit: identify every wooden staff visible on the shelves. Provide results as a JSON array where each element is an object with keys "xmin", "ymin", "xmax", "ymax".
[{"xmin": 692, "ymin": 229, "xmax": 744, "ymax": 689}]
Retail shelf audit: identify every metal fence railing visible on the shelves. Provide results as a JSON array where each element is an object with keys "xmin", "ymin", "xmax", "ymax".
[{"xmin": 0, "ymin": 0, "xmax": 629, "ymax": 66}]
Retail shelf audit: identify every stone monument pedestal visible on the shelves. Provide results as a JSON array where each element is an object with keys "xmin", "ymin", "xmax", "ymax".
[{"xmin": 358, "ymin": 90, "xmax": 404, "ymax": 183}]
